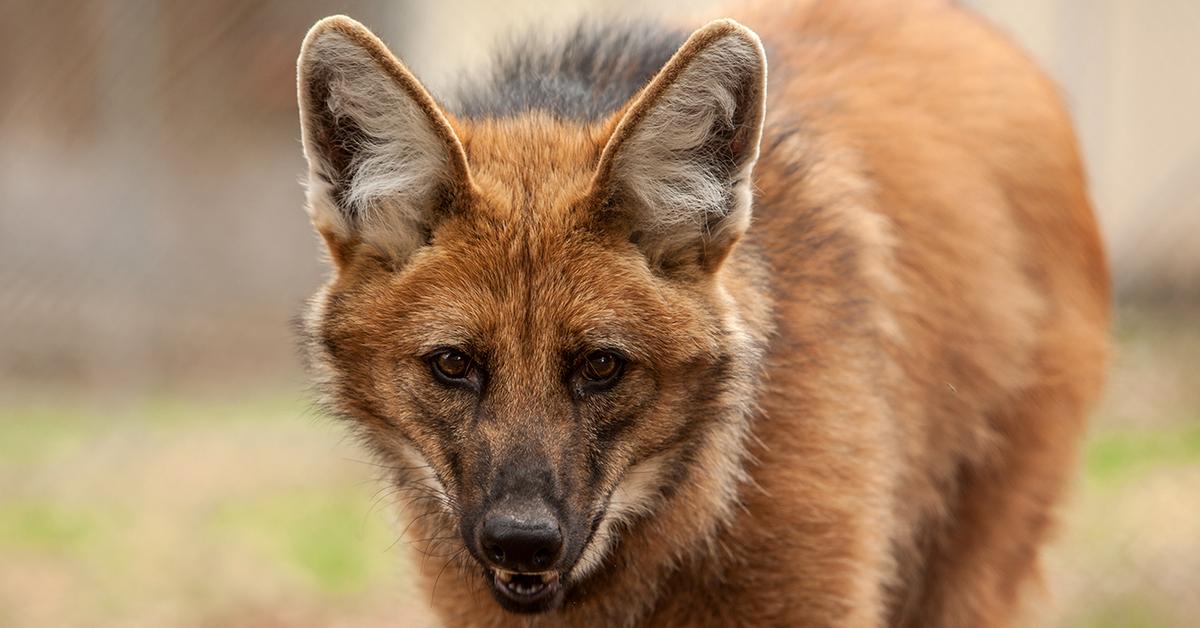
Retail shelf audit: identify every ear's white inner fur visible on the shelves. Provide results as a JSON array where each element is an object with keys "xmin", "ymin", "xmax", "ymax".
[
  {"xmin": 607, "ymin": 30, "xmax": 766, "ymax": 262},
  {"xmin": 302, "ymin": 30, "xmax": 454, "ymax": 260}
]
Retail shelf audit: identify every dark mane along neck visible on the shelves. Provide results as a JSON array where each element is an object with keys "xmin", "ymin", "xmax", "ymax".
[{"xmin": 449, "ymin": 21, "xmax": 687, "ymax": 121}]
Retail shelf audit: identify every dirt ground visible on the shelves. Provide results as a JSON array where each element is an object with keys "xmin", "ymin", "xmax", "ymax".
[{"xmin": 1, "ymin": 306, "xmax": 1196, "ymax": 627}]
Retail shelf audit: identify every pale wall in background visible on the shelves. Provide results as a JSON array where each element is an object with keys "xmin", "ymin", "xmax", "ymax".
[{"xmin": 966, "ymin": 0, "xmax": 1200, "ymax": 295}]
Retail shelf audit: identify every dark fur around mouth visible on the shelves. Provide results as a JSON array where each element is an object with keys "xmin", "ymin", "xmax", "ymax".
[{"xmin": 487, "ymin": 568, "xmax": 565, "ymax": 614}]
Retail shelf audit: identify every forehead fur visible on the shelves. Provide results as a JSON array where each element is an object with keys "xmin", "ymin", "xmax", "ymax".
[
  {"xmin": 326, "ymin": 108, "xmax": 720, "ymax": 368},
  {"xmin": 453, "ymin": 112, "xmax": 613, "ymax": 225}
]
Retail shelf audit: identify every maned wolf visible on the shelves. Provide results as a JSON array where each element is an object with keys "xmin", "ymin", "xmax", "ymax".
[{"xmin": 295, "ymin": 1, "xmax": 1110, "ymax": 625}]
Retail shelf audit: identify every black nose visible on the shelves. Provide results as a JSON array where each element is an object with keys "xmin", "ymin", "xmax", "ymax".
[{"xmin": 479, "ymin": 506, "xmax": 563, "ymax": 572}]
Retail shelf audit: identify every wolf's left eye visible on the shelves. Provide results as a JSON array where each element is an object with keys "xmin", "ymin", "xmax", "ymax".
[
  {"xmin": 580, "ymin": 351, "xmax": 624, "ymax": 384},
  {"xmin": 431, "ymin": 350, "xmax": 473, "ymax": 381}
]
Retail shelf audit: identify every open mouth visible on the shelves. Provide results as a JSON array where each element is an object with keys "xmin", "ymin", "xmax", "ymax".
[{"xmin": 488, "ymin": 568, "xmax": 563, "ymax": 613}]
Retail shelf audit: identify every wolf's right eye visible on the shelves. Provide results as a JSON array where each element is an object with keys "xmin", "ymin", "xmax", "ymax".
[{"xmin": 430, "ymin": 350, "xmax": 473, "ymax": 382}]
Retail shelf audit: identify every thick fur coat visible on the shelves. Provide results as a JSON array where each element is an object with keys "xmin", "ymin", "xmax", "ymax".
[{"xmin": 295, "ymin": 1, "xmax": 1110, "ymax": 625}]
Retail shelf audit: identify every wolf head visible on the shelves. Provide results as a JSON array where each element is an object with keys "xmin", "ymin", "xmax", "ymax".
[{"xmin": 296, "ymin": 15, "xmax": 768, "ymax": 614}]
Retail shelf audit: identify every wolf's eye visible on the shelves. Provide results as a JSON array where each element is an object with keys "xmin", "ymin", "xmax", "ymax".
[
  {"xmin": 431, "ymin": 350, "xmax": 472, "ymax": 381},
  {"xmin": 581, "ymin": 351, "xmax": 623, "ymax": 384}
]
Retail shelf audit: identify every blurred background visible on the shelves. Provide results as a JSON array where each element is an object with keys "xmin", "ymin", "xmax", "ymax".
[{"xmin": 0, "ymin": 0, "xmax": 1196, "ymax": 626}]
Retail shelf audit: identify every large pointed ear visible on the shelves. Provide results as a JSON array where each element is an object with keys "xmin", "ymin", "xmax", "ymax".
[
  {"xmin": 297, "ymin": 16, "xmax": 471, "ymax": 268},
  {"xmin": 593, "ymin": 19, "xmax": 767, "ymax": 273}
]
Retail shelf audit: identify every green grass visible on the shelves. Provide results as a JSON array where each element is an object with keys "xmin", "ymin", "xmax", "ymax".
[
  {"xmin": 209, "ymin": 488, "xmax": 392, "ymax": 595},
  {"xmin": 3, "ymin": 397, "xmax": 1194, "ymax": 627},
  {"xmin": 1076, "ymin": 600, "xmax": 1175, "ymax": 628},
  {"xmin": 0, "ymin": 394, "xmax": 313, "ymax": 464},
  {"xmin": 1, "ymin": 307, "xmax": 1197, "ymax": 628},
  {"xmin": 0, "ymin": 404, "xmax": 96, "ymax": 464},
  {"xmin": 0, "ymin": 392, "xmax": 406, "ymax": 627},
  {"xmin": 1086, "ymin": 423, "xmax": 1200, "ymax": 484},
  {"xmin": 0, "ymin": 502, "xmax": 99, "ymax": 554}
]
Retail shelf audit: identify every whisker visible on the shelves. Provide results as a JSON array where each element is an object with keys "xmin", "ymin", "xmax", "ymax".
[{"xmin": 431, "ymin": 546, "xmax": 469, "ymax": 602}]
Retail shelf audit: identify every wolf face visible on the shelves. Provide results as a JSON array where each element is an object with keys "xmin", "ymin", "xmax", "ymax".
[{"xmin": 296, "ymin": 16, "xmax": 768, "ymax": 613}]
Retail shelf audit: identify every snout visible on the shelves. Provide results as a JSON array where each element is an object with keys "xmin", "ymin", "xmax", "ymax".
[
  {"xmin": 474, "ymin": 499, "xmax": 567, "ymax": 613},
  {"xmin": 480, "ymin": 508, "xmax": 563, "ymax": 571}
]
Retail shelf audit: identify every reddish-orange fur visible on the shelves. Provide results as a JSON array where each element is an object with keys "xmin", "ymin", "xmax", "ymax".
[{"xmin": 296, "ymin": 1, "xmax": 1109, "ymax": 625}]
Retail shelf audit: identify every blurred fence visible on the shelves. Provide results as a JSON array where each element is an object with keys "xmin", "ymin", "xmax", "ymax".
[{"xmin": 1, "ymin": 0, "xmax": 378, "ymax": 390}]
